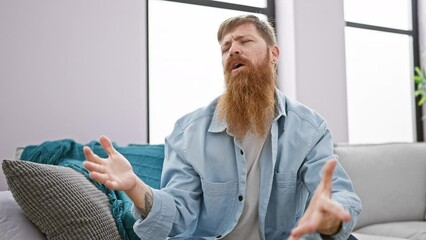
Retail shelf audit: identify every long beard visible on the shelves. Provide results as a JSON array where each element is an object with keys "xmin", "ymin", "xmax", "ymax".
[{"xmin": 218, "ymin": 53, "xmax": 276, "ymax": 140}]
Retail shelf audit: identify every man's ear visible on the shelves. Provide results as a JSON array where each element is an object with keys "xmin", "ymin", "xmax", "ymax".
[{"xmin": 271, "ymin": 45, "xmax": 280, "ymax": 63}]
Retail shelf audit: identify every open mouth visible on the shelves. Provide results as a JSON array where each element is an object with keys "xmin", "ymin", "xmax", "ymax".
[{"xmin": 232, "ymin": 63, "xmax": 244, "ymax": 71}]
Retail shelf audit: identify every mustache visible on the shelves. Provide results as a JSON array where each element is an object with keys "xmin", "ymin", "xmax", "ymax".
[{"xmin": 224, "ymin": 55, "xmax": 251, "ymax": 73}]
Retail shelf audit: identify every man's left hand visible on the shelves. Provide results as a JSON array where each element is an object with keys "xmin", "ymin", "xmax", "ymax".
[{"xmin": 288, "ymin": 159, "xmax": 351, "ymax": 240}]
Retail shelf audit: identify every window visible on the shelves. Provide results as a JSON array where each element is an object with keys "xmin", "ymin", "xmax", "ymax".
[
  {"xmin": 147, "ymin": 0, "xmax": 273, "ymax": 143},
  {"xmin": 344, "ymin": 0, "xmax": 421, "ymax": 143},
  {"xmin": 212, "ymin": 0, "xmax": 266, "ymax": 8},
  {"xmin": 344, "ymin": 0, "xmax": 411, "ymax": 30}
]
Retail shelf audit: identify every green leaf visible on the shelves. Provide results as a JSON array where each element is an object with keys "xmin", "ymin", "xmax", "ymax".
[
  {"xmin": 413, "ymin": 66, "xmax": 426, "ymax": 106},
  {"xmin": 415, "ymin": 66, "xmax": 422, "ymax": 76},
  {"xmin": 419, "ymin": 95, "xmax": 426, "ymax": 106},
  {"xmin": 414, "ymin": 66, "xmax": 426, "ymax": 82},
  {"xmin": 414, "ymin": 76, "xmax": 422, "ymax": 83}
]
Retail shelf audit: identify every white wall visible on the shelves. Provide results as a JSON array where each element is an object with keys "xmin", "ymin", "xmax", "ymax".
[
  {"xmin": 0, "ymin": 0, "xmax": 147, "ymax": 190},
  {"xmin": 276, "ymin": 0, "xmax": 349, "ymax": 143}
]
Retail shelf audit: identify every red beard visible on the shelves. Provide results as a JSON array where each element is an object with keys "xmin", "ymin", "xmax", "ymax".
[{"xmin": 218, "ymin": 53, "xmax": 276, "ymax": 140}]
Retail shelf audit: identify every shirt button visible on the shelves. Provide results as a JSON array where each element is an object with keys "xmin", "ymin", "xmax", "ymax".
[
  {"xmin": 238, "ymin": 195, "xmax": 243, "ymax": 201},
  {"xmin": 240, "ymin": 149, "xmax": 244, "ymax": 155}
]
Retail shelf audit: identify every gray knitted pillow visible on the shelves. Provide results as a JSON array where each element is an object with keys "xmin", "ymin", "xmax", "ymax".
[{"xmin": 2, "ymin": 160, "xmax": 121, "ymax": 240}]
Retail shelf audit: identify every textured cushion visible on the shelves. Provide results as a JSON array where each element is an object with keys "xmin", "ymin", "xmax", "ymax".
[
  {"xmin": 0, "ymin": 190, "xmax": 46, "ymax": 240},
  {"xmin": 2, "ymin": 160, "xmax": 121, "ymax": 240},
  {"xmin": 335, "ymin": 143, "xmax": 426, "ymax": 229},
  {"xmin": 352, "ymin": 233, "xmax": 408, "ymax": 240},
  {"xmin": 355, "ymin": 221, "xmax": 426, "ymax": 240}
]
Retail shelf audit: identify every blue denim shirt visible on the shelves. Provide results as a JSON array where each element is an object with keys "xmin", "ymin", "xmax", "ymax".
[{"xmin": 132, "ymin": 89, "xmax": 362, "ymax": 240}]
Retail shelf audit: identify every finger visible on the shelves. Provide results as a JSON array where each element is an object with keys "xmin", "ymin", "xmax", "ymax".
[
  {"xmin": 290, "ymin": 222, "xmax": 316, "ymax": 238},
  {"xmin": 83, "ymin": 161, "xmax": 106, "ymax": 174},
  {"xmin": 83, "ymin": 146, "xmax": 103, "ymax": 164},
  {"xmin": 321, "ymin": 159, "xmax": 337, "ymax": 191},
  {"xmin": 99, "ymin": 135, "xmax": 116, "ymax": 155},
  {"xmin": 290, "ymin": 215, "xmax": 319, "ymax": 238},
  {"xmin": 287, "ymin": 235, "xmax": 297, "ymax": 240},
  {"xmin": 322, "ymin": 200, "xmax": 351, "ymax": 222}
]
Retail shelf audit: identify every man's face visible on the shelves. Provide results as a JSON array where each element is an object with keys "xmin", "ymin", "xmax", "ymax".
[{"xmin": 220, "ymin": 23, "xmax": 278, "ymax": 74}]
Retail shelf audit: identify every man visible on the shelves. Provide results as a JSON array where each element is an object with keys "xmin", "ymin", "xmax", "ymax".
[{"xmin": 83, "ymin": 15, "xmax": 361, "ymax": 240}]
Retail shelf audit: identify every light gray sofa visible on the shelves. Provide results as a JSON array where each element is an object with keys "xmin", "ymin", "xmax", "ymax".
[
  {"xmin": 1, "ymin": 143, "xmax": 426, "ymax": 239},
  {"xmin": 335, "ymin": 142, "xmax": 426, "ymax": 240}
]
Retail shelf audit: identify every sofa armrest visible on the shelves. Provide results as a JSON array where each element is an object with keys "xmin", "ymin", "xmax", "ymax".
[
  {"xmin": 0, "ymin": 147, "xmax": 24, "ymax": 191},
  {"xmin": 15, "ymin": 147, "xmax": 24, "ymax": 160},
  {"xmin": 335, "ymin": 142, "xmax": 426, "ymax": 229}
]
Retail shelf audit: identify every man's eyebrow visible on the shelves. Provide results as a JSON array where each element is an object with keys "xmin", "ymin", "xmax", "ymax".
[{"xmin": 221, "ymin": 35, "xmax": 252, "ymax": 48}]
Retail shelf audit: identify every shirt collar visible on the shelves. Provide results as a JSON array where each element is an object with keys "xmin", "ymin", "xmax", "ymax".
[{"xmin": 208, "ymin": 88, "xmax": 287, "ymax": 133}]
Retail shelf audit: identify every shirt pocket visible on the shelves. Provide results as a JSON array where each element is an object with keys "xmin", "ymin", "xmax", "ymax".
[
  {"xmin": 201, "ymin": 178, "xmax": 238, "ymax": 197},
  {"xmin": 198, "ymin": 178, "xmax": 238, "ymax": 235},
  {"xmin": 265, "ymin": 172, "xmax": 297, "ymax": 234},
  {"xmin": 273, "ymin": 172, "xmax": 297, "ymax": 189}
]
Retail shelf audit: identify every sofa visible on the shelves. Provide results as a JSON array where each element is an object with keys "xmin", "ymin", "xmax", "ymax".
[
  {"xmin": 0, "ymin": 141, "xmax": 425, "ymax": 239},
  {"xmin": 335, "ymin": 142, "xmax": 426, "ymax": 240}
]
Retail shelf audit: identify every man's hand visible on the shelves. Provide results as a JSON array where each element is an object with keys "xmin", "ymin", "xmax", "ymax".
[
  {"xmin": 288, "ymin": 159, "xmax": 351, "ymax": 240},
  {"xmin": 83, "ymin": 135, "xmax": 153, "ymax": 217},
  {"xmin": 83, "ymin": 135, "xmax": 137, "ymax": 191}
]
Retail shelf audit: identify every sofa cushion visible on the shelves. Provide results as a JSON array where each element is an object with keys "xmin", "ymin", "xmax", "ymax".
[
  {"xmin": 355, "ymin": 221, "xmax": 426, "ymax": 240},
  {"xmin": 334, "ymin": 143, "xmax": 426, "ymax": 229},
  {"xmin": 0, "ymin": 190, "xmax": 46, "ymax": 240},
  {"xmin": 2, "ymin": 160, "xmax": 121, "ymax": 240},
  {"xmin": 352, "ymin": 233, "xmax": 409, "ymax": 240},
  {"xmin": 352, "ymin": 232, "xmax": 407, "ymax": 240}
]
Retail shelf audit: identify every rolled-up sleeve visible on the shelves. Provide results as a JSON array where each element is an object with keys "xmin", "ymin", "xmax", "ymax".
[
  {"xmin": 329, "ymin": 192, "xmax": 362, "ymax": 240},
  {"xmin": 131, "ymin": 188, "xmax": 176, "ymax": 240},
  {"xmin": 301, "ymin": 121, "xmax": 362, "ymax": 240}
]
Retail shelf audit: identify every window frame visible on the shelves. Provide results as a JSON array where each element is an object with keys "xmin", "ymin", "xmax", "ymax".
[{"xmin": 344, "ymin": 0, "xmax": 423, "ymax": 141}]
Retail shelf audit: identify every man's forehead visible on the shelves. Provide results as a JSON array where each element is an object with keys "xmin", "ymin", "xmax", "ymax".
[{"xmin": 220, "ymin": 23, "xmax": 260, "ymax": 43}]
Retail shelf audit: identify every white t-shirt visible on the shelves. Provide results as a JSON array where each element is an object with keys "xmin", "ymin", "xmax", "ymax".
[{"xmin": 223, "ymin": 131, "xmax": 268, "ymax": 240}]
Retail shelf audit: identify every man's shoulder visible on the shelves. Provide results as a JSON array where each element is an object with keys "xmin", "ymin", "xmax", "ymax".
[
  {"xmin": 173, "ymin": 98, "xmax": 218, "ymax": 131},
  {"xmin": 283, "ymin": 95, "xmax": 326, "ymax": 128}
]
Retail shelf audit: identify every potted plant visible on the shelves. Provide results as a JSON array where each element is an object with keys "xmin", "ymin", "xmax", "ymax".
[{"xmin": 414, "ymin": 66, "xmax": 426, "ymax": 119}]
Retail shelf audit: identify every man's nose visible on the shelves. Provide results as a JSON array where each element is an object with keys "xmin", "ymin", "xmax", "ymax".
[{"xmin": 229, "ymin": 44, "xmax": 241, "ymax": 56}]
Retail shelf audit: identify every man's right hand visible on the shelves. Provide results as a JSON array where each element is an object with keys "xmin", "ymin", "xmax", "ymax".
[
  {"xmin": 83, "ymin": 135, "xmax": 137, "ymax": 191},
  {"xmin": 83, "ymin": 135, "xmax": 154, "ymax": 217}
]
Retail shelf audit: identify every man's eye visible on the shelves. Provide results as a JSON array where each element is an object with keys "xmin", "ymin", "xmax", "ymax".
[{"xmin": 221, "ymin": 48, "xmax": 229, "ymax": 54}]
